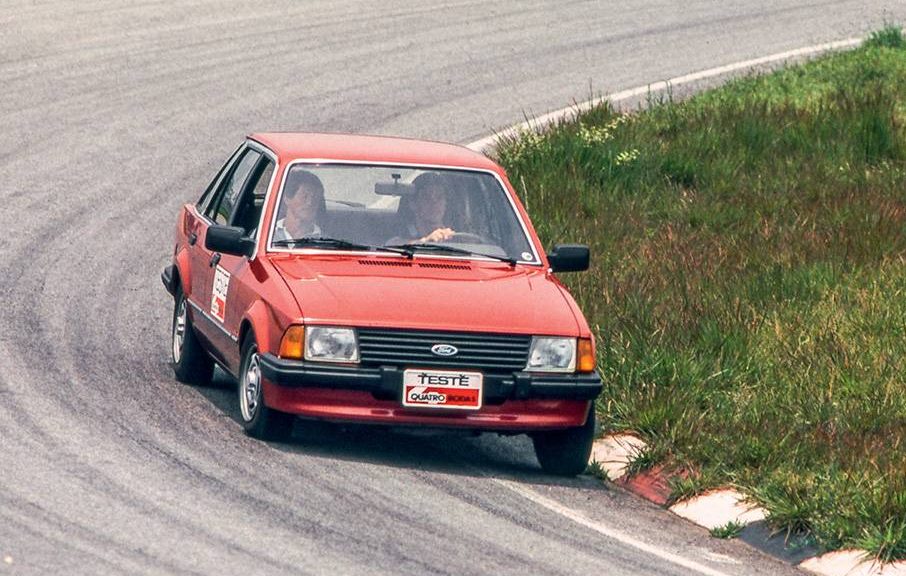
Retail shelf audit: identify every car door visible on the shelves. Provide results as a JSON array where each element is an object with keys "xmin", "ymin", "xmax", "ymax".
[
  {"xmin": 189, "ymin": 146, "xmax": 263, "ymax": 365},
  {"xmin": 185, "ymin": 145, "xmax": 243, "ymax": 313},
  {"xmin": 215, "ymin": 151, "xmax": 276, "ymax": 372}
]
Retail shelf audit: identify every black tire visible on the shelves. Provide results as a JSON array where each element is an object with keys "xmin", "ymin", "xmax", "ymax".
[
  {"xmin": 238, "ymin": 335, "xmax": 294, "ymax": 441},
  {"xmin": 532, "ymin": 407, "xmax": 596, "ymax": 476},
  {"xmin": 171, "ymin": 286, "xmax": 214, "ymax": 386}
]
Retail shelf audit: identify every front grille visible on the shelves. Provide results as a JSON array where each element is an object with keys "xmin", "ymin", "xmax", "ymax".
[{"xmin": 357, "ymin": 328, "xmax": 530, "ymax": 372}]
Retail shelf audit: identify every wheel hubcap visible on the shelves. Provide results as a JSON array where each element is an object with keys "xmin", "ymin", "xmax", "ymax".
[
  {"xmin": 240, "ymin": 350, "xmax": 261, "ymax": 422},
  {"xmin": 172, "ymin": 297, "xmax": 187, "ymax": 363}
]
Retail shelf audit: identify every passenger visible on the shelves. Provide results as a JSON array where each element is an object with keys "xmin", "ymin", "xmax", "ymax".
[
  {"xmin": 273, "ymin": 170, "xmax": 326, "ymax": 241},
  {"xmin": 391, "ymin": 172, "xmax": 456, "ymax": 244}
]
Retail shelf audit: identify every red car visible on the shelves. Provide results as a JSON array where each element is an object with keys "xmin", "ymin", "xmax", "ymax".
[{"xmin": 161, "ymin": 133, "xmax": 601, "ymax": 475}]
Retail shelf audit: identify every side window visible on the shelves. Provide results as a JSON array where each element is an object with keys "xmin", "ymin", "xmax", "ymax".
[
  {"xmin": 197, "ymin": 145, "xmax": 243, "ymax": 213},
  {"xmin": 230, "ymin": 158, "xmax": 275, "ymax": 238},
  {"xmin": 206, "ymin": 149, "xmax": 261, "ymax": 225}
]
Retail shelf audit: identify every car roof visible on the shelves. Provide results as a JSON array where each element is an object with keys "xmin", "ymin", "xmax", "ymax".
[{"xmin": 249, "ymin": 132, "xmax": 501, "ymax": 172}]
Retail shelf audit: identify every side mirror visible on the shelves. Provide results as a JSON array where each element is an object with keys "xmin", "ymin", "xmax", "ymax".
[
  {"xmin": 547, "ymin": 244, "xmax": 590, "ymax": 273},
  {"xmin": 205, "ymin": 225, "xmax": 255, "ymax": 257}
]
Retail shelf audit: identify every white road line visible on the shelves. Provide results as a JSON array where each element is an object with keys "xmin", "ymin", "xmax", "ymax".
[
  {"xmin": 466, "ymin": 36, "xmax": 862, "ymax": 152},
  {"xmin": 492, "ymin": 478, "xmax": 735, "ymax": 576}
]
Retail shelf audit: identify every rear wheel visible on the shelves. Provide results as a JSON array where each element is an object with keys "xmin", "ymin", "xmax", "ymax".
[
  {"xmin": 239, "ymin": 335, "xmax": 294, "ymax": 441},
  {"xmin": 171, "ymin": 287, "xmax": 214, "ymax": 385},
  {"xmin": 532, "ymin": 408, "xmax": 596, "ymax": 476}
]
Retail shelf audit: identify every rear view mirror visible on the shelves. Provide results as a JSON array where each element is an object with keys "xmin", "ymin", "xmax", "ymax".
[
  {"xmin": 374, "ymin": 181, "xmax": 415, "ymax": 196},
  {"xmin": 205, "ymin": 225, "xmax": 255, "ymax": 257},
  {"xmin": 547, "ymin": 244, "xmax": 590, "ymax": 272}
]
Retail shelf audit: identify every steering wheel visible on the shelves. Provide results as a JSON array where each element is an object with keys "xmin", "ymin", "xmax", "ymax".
[{"xmin": 444, "ymin": 232, "xmax": 487, "ymax": 244}]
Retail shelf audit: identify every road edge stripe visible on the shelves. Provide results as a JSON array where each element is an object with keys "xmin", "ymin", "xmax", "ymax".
[
  {"xmin": 490, "ymin": 478, "xmax": 737, "ymax": 576},
  {"xmin": 465, "ymin": 37, "xmax": 861, "ymax": 153}
]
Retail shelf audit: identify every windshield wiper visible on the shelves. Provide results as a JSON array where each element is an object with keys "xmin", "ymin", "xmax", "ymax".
[
  {"xmin": 273, "ymin": 236, "xmax": 411, "ymax": 257},
  {"xmin": 272, "ymin": 236, "xmax": 365, "ymax": 249},
  {"xmin": 386, "ymin": 243, "xmax": 517, "ymax": 266}
]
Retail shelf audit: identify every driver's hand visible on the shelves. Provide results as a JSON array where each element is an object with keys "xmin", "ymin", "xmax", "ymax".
[{"xmin": 420, "ymin": 227, "xmax": 455, "ymax": 243}]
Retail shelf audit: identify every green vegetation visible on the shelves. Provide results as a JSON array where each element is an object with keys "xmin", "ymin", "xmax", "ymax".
[
  {"xmin": 624, "ymin": 444, "xmax": 663, "ymax": 477},
  {"xmin": 496, "ymin": 27, "xmax": 906, "ymax": 561},
  {"xmin": 710, "ymin": 521, "xmax": 746, "ymax": 540},
  {"xmin": 586, "ymin": 460, "xmax": 609, "ymax": 481}
]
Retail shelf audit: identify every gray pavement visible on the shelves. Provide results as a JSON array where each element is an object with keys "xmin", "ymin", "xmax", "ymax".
[{"xmin": 1, "ymin": 2, "xmax": 904, "ymax": 574}]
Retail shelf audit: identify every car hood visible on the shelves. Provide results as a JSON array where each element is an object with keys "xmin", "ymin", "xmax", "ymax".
[{"xmin": 271, "ymin": 256, "xmax": 581, "ymax": 335}]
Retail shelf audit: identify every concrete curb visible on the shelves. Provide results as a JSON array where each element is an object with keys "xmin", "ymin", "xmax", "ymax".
[
  {"xmin": 589, "ymin": 433, "xmax": 646, "ymax": 480},
  {"xmin": 670, "ymin": 489, "xmax": 766, "ymax": 530},
  {"xmin": 800, "ymin": 551, "xmax": 906, "ymax": 576},
  {"xmin": 589, "ymin": 435, "xmax": 906, "ymax": 575}
]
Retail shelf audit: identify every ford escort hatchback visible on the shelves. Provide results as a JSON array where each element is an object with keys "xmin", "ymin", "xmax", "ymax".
[{"xmin": 162, "ymin": 133, "xmax": 602, "ymax": 476}]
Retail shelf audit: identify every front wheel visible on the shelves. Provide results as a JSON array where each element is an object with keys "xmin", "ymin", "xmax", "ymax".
[
  {"xmin": 238, "ymin": 335, "xmax": 294, "ymax": 441},
  {"xmin": 532, "ymin": 408, "xmax": 596, "ymax": 476}
]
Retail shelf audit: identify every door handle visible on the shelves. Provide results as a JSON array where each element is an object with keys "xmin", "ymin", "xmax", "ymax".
[
  {"xmin": 209, "ymin": 253, "xmax": 221, "ymax": 268},
  {"xmin": 188, "ymin": 232, "xmax": 197, "ymax": 246}
]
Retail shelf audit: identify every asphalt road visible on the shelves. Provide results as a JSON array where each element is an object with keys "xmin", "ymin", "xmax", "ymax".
[{"xmin": 2, "ymin": 2, "xmax": 904, "ymax": 575}]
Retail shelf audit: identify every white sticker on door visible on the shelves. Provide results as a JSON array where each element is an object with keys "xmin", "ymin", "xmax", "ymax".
[{"xmin": 211, "ymin": 265, "xmax": 231, "ymax": 323}]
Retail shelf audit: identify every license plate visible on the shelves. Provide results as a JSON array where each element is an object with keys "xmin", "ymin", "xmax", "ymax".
[{"xmin": 402, "ymin": 369, "xmax": 483, "ymax": 410}]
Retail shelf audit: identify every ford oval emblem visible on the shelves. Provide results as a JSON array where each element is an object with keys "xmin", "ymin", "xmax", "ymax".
[{"xmin": 431, "ymin": 344, "xmax": 458, "ymax": 357}]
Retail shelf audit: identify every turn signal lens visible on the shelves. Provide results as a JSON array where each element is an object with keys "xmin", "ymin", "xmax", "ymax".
[
  {"xmin": 279, "ymin": 325, "xmax": 305, "ymax": 359},
  {"xmin": 577, "ymin": 337, "xmax": 596, "ymax": 373}
]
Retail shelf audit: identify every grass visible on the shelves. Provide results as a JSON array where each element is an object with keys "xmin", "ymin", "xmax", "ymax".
[
  {"xmin": 586, "ymin": 460, "xmax": 610, "ymax": 481},
  {"xmin": 710, "ymin": 521, "xmax": 746, "ymax": 540},
  {"xmin": 624, "ymin": 444, "xmax": 662, "ymax": 476},
  {"xmin": 495, "ymin": 27, "xmax": 906, "ymax": 562}
]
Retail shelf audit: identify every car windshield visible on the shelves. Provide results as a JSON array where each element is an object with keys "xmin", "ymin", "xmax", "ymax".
[{"xmin": 268, "ymin": 164, "xmax": 540, "ymax": 263}]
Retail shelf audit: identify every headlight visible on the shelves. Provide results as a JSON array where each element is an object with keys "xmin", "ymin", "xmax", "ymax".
[
  {"xmin": 304, "ymin": 326, "xmax": 359, "ymax": 363},
  {"xmin": 525, "ymin": 337, "xmax": 576, "ymax": 372}
]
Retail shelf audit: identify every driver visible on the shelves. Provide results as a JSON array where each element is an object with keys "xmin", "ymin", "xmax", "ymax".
[
  {"xmin": 273, "ymin": 170, "xmax": 326, "ymax": 242},
  {"xmin": 394, "ymin": 172, "xmax": 455, "ymax": 244}
]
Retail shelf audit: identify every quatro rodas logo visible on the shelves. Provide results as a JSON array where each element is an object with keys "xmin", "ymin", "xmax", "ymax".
[
  {"xmin": 430, "ymin": 344, "xmax": 458, "ymax": 357},
  {"xmin": 408, "ymin": 388, "xmax": 447, "ymax": 404}
]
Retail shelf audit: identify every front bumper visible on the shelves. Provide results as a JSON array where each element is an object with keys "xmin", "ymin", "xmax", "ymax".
[
  {"xmin": 258, "ymin": 354, "xmax": 602, "ymax": 403},
  {"xmin": 258, "ymin": 354, "xmax": 600, "ymax": 430}
]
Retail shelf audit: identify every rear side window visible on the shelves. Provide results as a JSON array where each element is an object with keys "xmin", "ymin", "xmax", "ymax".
[
  {"xmin": 197, "ymin": 145, "xmax": 243, "ymax": 213},
  {"xmin": 207, "ymin": 149, "xmax": 261, "ymax": 225}
]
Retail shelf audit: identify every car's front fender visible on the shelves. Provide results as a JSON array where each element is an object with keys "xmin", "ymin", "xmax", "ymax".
[{"xmin": 240, "ymin": 298, "xmax": 279, "ymax": 355}]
